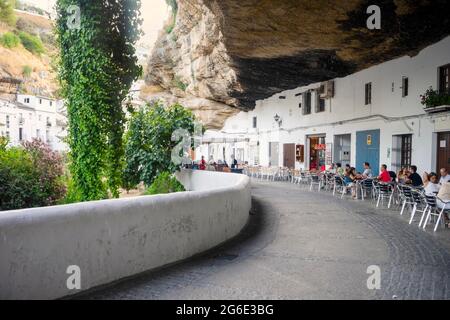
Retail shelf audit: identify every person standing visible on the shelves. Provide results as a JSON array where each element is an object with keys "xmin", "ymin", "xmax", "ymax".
[{"xmin": 199, "ymin": 156, "xmax": 206, "ymax": 170}]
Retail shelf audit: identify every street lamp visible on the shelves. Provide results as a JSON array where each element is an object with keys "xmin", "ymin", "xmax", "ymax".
[{"xmin": 274, "ymin": 114, "xmax": 282, "ymax": 127}]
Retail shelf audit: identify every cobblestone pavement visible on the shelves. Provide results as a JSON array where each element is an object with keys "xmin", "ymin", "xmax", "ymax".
[{"xmin": 79, "ymin": 181, "xmax": 450, "ymax": 300}]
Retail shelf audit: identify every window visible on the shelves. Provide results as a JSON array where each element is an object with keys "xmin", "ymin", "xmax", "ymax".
[
  {"xmin": 6, "ymin": 115, "xmax": 9, "ymax": 128},
  {"xmin": 6, "ymin": 131, "xmax": 9, "ymax": 138},
  {"xmin": 36, "ymin": 129, "xmax": 40, "ymax": 139},
  {"xmin": 400, "ymin": 134, "xmax": 412, "ymax": 169},
  {"xmin": 439, "ymin": 64, "xmax": 450, "ymax": 94},
  {"xmin": 24, "ymin": 98, "xmax": 30, "ymax": 103},
  {"xmin": 50, "ymin": 101, "xmax": 53, "ymax": 106},
  {"xmin": 39, "ymin": 99, "xmax": 42, "ymax": 104},
  {"xmin": 365, "ymin": 82, "xmax": 372, "ymax": 105},
  {"xmin": 316, "ymin": 92, "xmax": 325, "ymax": 113},
  {"xmin": 252, "ymin": 116, "xmax": 257, "ymax": 128},
  {"xmin": 402, "ymin": 77, "xmax": 409, "ymax": 97},
  {"xmin": 303, "ymin": 91, "xmax": 311, "ymax": 115},
  {"xmin": 19, "ymin": 128, "xmax": 23, "ymax": 141}
]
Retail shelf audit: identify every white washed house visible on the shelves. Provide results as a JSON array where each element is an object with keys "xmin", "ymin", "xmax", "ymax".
[
  {"xmin": 198, "ymin": 36, "xmax": 450, "ymax": 176},
  {"xmin": 0, "ymin": 94, "xmax": 68, "ymax": 151}
]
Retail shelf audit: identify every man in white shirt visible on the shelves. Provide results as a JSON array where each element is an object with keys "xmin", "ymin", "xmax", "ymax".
[
  {"xmin": 362, "ymin": 162, "xmax": 373, "ymax": 178},
  {"xmin": 439, "ymin": 168, "xmax": 450, "ymax": 185}
]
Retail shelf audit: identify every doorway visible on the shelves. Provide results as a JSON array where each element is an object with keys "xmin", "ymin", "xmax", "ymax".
[
  {"xmin": 356, "ymin": 129, "xmax": 380, "ymax": 176},
  {"xmin": 437, "ymin": 132, "xmax": 450, "ymax": 173},
  {"xmin": 283, "ymin": 143, "xmax": 295, "ymax": 169},
  {"xmin": 334, "ymin": 134, "xmax": 351, "ymax": 168},
  {"xmin": 308, "ymin": 135, "xmax": 326, "ymax": 170},
  {"xmin": 391, "ymin": 134, "xmax": 412, "ymax": 174},
  {"xmin": 269, "ymin": 142, "xmax": 279, "ymax": 167}
]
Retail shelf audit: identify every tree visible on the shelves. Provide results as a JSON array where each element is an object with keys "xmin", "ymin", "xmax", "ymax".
[
  {"xmin": 56, "ymin": 0, "xmax": 143, "ymax": 201},
  {"xmin": 123, "ymin": 102, "xmax": 196, "ymax": 188},
  {"xmin": 0, "ymin": 0, "xmax": 16, "ymax": 26}
]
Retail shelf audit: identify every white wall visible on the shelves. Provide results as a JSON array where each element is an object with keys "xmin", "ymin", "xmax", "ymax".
[
  {"xmin": 201, "ymin": 36, "xmax": 450, "ymax": 173},
  {"xmin": 0, "ymin": 170, "xmax": 251, "ymax": 299},
  {"xmin": 0, "ymin": 95, "xmax": 67, "ymax": 151}
]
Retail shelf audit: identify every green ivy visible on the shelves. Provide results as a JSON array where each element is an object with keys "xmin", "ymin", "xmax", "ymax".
[
  {"xmin": 56, "ymin": 0, "xmax": 143, "ymax": 201},
  {"xmin": 144, "ymin": 171, "xmax": 185, "ymax": 195},
  {"xmin": 123, "ymin": 102, "xmax": 196, "ymax": 188}
]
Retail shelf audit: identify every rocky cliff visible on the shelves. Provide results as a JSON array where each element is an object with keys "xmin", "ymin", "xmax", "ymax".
[
  {"xmin": 0, "ymin": 11, "xmax": 58, "ymax": 100},
  {"xmin": 144, "ymin": 0, "xmax": 450, "ymax": 129}
]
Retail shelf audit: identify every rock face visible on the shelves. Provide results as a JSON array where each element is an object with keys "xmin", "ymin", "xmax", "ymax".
[{"xmin": 144, "ymin": 0, "xmax": 450, "ymax": 128}]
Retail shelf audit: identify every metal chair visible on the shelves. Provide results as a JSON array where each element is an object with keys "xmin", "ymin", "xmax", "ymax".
[
  {"xmin": 397, "ymin": 184, "xmax": 414, "ymax": 216},
  {"xmin": 375, "ymin": 182, "xmax": 394, "ymax": 208},
  {"xmin": 422, "ymin": 194, "xmax": 449, "ymax": 232},
  {"xmin": 309, "ymin": 174, "xmax": 321, "ymax": 192},
  {"xmin": 360, "ymin": 179, "xmax": 374, "ymax": 200},
  {"xmin": 409, "ymin": 189, "xmax": 428, "ymax": 225}
]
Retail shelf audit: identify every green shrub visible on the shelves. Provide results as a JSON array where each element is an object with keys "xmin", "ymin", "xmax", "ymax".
[
  {"xmin": 144, "ymin": 171, "xmax": 185, "ymax": 195},
  {"xmin": 0, "ymin": 32, "xmax": 20, "ymax": 48},
  {"xmin": 123, "ymin": 102, "xmax": 196, "ymax": 187},
  {"xmin": 18, "ymin": 31, "xmax": 45, "ymax": 55},
  {"xmin": 22, "ymin": 65, "xmax": 32, "ymax": 77},
  {"xmin": 0, "ymin": 139, "xmax": 66, "ymax": 211},
  {"xmin": 0, "ymin": 0, "xmax": 17, "ymax": 26}
]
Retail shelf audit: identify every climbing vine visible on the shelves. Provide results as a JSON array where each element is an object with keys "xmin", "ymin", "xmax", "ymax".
[{"xmin": 56, "ymin": 0, "xmax": 143, "ymax": 200}]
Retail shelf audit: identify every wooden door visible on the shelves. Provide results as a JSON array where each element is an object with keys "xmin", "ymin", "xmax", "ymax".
[
  {"xmin": 283, "ymin": 143, "xmax": 295, "ymax": 168},
  {"xmin": 437, "ymin": 132, "xmax": 450, "ymax": 172}
]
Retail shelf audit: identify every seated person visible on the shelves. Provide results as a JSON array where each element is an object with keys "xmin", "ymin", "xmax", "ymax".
[
  {"xmin": 343, "ymin": 167, "xmax": 358, "ymax": 199},
  {"xmin": 439, "ymin": 168, "xmax": 450, "ymax": 185},
  {"xmin": 397, "ymin": 168, "xmax": 408, "ymax": 184},
  {"xmin": 423, "ymin": 172, "xmax": 441, "ymax": 195},
  {"xmin": 362, "ymin": 162, "xmax": 373, "ymax": 178},
  {"xmin": 436, "ymin": 182, "xmax": 450, "ymax": 226},
  {"xmin": 406, "ymin": 165, "xmax": 423, "ymax": 187},
  {"xmin": 378, "ymin": 164, "xmax": 392, "ymax": 183},
  {"xmin": 336, "ymin": 163, "xmax": 344, "ymax": 176}
]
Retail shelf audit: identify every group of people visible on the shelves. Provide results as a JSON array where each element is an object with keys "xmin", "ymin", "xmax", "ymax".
[
  {"xmin": 197, "ymin": 155, "xmax": 239, "ymax": 172},
  {"xmin": 327, "ymin": 162, "xmax": 450, "ymax": 226}
]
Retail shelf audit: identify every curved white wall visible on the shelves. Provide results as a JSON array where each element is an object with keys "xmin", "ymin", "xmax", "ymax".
[{"xmin": 0, "ymin": 170, "xmax": 251, "ymax": 299}]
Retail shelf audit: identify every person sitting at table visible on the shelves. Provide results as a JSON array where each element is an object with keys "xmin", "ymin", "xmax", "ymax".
[
  {"xmin": 397, "ymin": 168, "xmax": 408, "ymax": 184},
  {"xmin": 336, "ymin": 163, "xmax": 344, "ymax": 176},
  {"xmin": 343, "ymin": 167, "xmax": 358, "ymax": 199},
  {"xmin": 378, "ymin": 164, "xmax": 392, "ymax": 183},
  {"xmin": 423, "ymin": 172, "xmax": 441, "ymax": 195},
  {"xmin": 406, "ymin": 165, "xmax": 423, "ymax": 187},
  {"xmin": 362, "ymin": 162, "xmax": 373, "ymax": 178},
  {"xmin": 439, "ymin": 168, "xmax": 450, "ymax": 185},
  {"xmin": 436, "ymin": 181, "xmax": 450, "ymax": 226}
]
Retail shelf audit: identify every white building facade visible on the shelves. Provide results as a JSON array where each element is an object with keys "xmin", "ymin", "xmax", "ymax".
[
  {"xmin": 0, "ymin": 94, "xmax": 67, "ymax": 151},
  {"xmin": 198, "ymin": 37, "xmax": 450, "ymax": 176}
]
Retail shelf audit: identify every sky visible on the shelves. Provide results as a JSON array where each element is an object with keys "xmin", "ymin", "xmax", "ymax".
[{"xmin": 22, "ymin": 0, "xmax": 170, "ymax": 48}]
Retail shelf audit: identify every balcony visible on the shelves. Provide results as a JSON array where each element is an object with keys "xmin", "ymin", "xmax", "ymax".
[{"xmin": 421, "ymin": 88, "xmax": 450, "ymax": 113}]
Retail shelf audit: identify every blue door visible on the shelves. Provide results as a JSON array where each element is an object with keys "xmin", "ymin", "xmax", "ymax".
[{"xmin": 356, "ymin": 130, "xmax": 380, "ymax": 176}]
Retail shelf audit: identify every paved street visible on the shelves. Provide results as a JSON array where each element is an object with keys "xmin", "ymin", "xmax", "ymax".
[{"xmin": 80, "ymin": 181, "xmax": 450, "ymax": 300}]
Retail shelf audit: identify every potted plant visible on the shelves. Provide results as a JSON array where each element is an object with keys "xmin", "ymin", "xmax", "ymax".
[{"xmin": 420, "ymin": 87, "xmax": 450, "ymax": 112}]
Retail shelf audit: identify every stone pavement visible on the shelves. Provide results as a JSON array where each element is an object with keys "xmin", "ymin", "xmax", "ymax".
[{"xmin": 79, "ymin": 180, "xmax": 450, "ymax": 300}]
